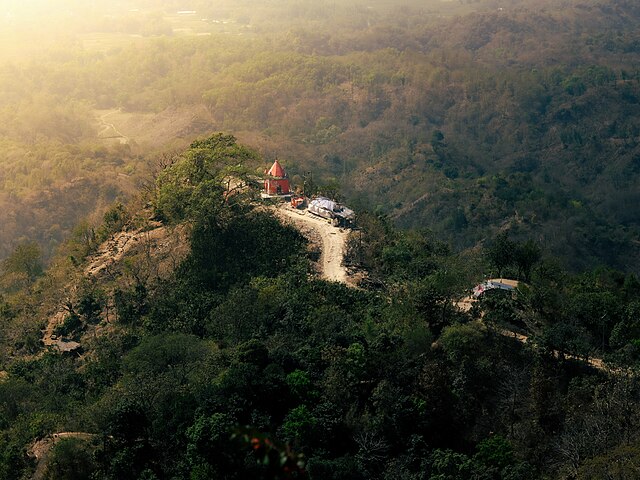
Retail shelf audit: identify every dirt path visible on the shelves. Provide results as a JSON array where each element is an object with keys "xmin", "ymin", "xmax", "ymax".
[
  {"xmin": 275, "ymin": 205, "xmax": 351, "ymax": 284},
  {"xmin": 455, "ymin": 296, "xmax": 609, "ymax": 371},
  {"xmin": 29, "ymin": 432, "xmax": 96, "ymax": 480},
  {"xmin": 456, "ymin": 296, "xmax": 477, "ymax": 312},
  {"xmin": 40, "ymin": 225, "xmax": 161, "ymax": 352},
  {"xmin": 97, "ymin": 109, "xmax": 129, "ymax": 144},
  {"xmin": 42, "ymin": 309, "xmax": 81, "ymax": 353},
  {"xmin": 83, "ymin": 221, "xmax": 164, "ymax": 278}
]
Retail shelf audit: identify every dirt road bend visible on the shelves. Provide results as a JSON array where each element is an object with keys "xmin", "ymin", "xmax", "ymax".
[
  {"xmin": 97, "ymin": 109, "xmax": 129, "ymax": 144},
  {"xmin": 29, "ymin": 432, "xmax": 96, "ymax": 480},
  {"xmin": 275, "ymin": 205, "xmax": 351, "ymax": 284}
]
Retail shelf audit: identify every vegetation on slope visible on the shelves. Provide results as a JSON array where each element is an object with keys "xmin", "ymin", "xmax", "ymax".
[
  {"xmin": 1, "ymin": 136, "xmax": 639, "ymax": 479},
  {"xmin": 1, "ymin": 0, "xmax": 640, "ymax": 271}
]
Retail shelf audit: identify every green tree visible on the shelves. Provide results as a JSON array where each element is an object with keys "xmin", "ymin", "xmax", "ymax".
[
  {"xmin": 98, "ymin": 202, "xmax": 130, "ymax": 242},
  {"xmin": 154, "ymin": 133, "xmax": 257, "ymax": 224},
  {"xmin": 286, "ymin": 370, "xmax": 315, "ymax": 403},
  {"xmin": 487, "ymin": 233, "xmax": 515, "ymax": 278},
  {"xmin": 114, "ymin": 284, "xmax": 148, "ymax": 325},
  {"xmin": 281, "ymin": 404, "xmax": 316, "ymax": 445},
  {"xmin": 438, "ymin": 322, "xmax": 486, "ymax": 364},
  {"xmin": 43, "ymin": 437, "xmax": 96, "ymax": 480},
  {"xmin": 513, "ymin": 240, "xmax": 541, "ymax": 282},
  {"xmin": 53, "ymin": 312, "xmax": 83, "ymax": 339},
  {"xmin": 577, "ymin": 443, "xmax": 640, "ymax": 480},
  {"xmin": 186, "ymin": 413, "xmax": 241, "ymax": 479},
  {"xmin": 77, "ymin": 287, "xmax": 105, "ymax": 325},
  {"xmin": 1, "ymin": 241, "xmax": 43, "ymax": 288},
  {"xmin": 428, "ymin": 449, "xmax": 473, "ymax": 480}
]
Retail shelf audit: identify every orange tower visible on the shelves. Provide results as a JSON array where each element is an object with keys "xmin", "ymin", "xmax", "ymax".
[{"xmin": 263, "ymin": 159, "xmax": 291, "ymax": 195}]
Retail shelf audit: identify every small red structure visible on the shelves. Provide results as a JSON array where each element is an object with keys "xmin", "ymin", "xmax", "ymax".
[
  {"xmin": 290, "ymin": 196, "xmax": 306, "ymax": 209},
  {"xmin": 263, "ymin": 159, "xmax": 291, "ymax": 196}
]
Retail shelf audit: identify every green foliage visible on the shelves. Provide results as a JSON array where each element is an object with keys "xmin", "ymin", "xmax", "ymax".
[
  {"xmin": 352, "ymin": 212, "xmax": 449, "ymax": 284},
  {"xmin": 2, "ymin": 20, "xmax": 640, "ymax": 477},
  {"xmin": 428, "ymin": 436, "xmax": 531, "ymax": 480},
  {"xmin": 44, "ymin": 437, "xmax": 96, "ymax": 480},
  {"xmin": 429, "ymin": 449, "xmax": 473, "ymax": 480},
  {"xmin": 281, "ymin": 405, "xmax": 316, "ymax": 443},
  {"xmin": 0, "ymin": 410, "xmax": 62, "ymax": 480},
  {"xmin": 186, "ymin": 413, "xmax": 241, "ymax": 478},
  {"xmin": 154, "ymin": 133, "xmax": 257, "ymax": 224},
  {"xmin": 114, "ymin": 284, "xmax": 148, "ymax": 325},
  {"xmin": 97, "ymin": 203, "xmax": 130, "ymax": 242},
  {"xmin": 487, "ymin": 233, "xmax": 515, "ymax": 279},
  {"xmin": 187, "ymin": 209, "xmax": 306, "ymax": 293},
  {"xmin": 81, "ymin": 331, "xmax": 136, "ymax": 395},
  {"xmin": 77, "ymin": 287, "xmax": 105, "ymax": 325},
  {"xmin": 1, "ymin": 241, "xmax": 43, "ymax": 290},
  {"xmin": 474, "ymin": 435, "xmax": 514, "ymax": 472},
  {"xmin": 576, "ymin": 442, "xmax": 640, "ymax": 479},
  {"xmin": 2, "ymin": 173, "xmax": 640, "ymax": 480},
  {"xmin": 485, "ymin": 233, "xmax": 542, "ymax": 281},
  {"xmin": 286, "ymin": 370, "xmax": 315, "ymax": 403},
  {"xmin": 54, "ymin": 313, "xmax": 83, "ymax": 339},
  {"xmin": 233, "ymin": 427, "xmax": 307, "ymax": 479},
  {"xmin": 122, "ymin": 333, "xmax": 210, "ymax": 378},
  {"xmin": 106, "ymin": 399, "xmax": 150, "ymax": 444},
  {"xmin": 0, "ymin": 0, "xmax": 638, "ymax": 275},
  {"xmin": 438, "ymin": 322, "xmax": 486, "ymax": 364},
  {"xmin": 513, "ymin": 240, "xmax": 542, "ymax": 283},
  {"xmin": 67, "ymin": 220, "xmax": 99, "ymax": 262}
]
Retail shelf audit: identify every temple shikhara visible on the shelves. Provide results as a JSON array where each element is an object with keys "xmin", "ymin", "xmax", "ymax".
[{"xmin": 261, "ymin": 159, "xmax": 291, "ymax": 199}]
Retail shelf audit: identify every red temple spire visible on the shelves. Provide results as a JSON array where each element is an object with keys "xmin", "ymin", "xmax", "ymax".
[{"xmin": 263, "ymin": 159, "xmax": 290, "ymax": 195}]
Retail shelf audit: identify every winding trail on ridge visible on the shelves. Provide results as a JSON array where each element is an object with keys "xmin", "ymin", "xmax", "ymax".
[
  {"xmin": 277, "ymin": 206, "xmax": 610, "ymax": 371},
  {"xmin": 29, "ymin": 432, "xmax": 97, "ymax": 480},
  {"xmin": 97, "ymin": 109, "xmax": 129, "ymax": 144},
  {"xmin": 275, "ymin": 205, "xmax": 351, "ymax": 284},
  {"xmin": 456, "ymin": 296, "xmax": 608, "ymax": 371}
]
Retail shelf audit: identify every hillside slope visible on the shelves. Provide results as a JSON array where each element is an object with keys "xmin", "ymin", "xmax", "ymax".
[
  {"xmin": 1, "ymin": 135, "xmax": 640, "ymax": 480},
  {"xmin": 1, "ymin": 0, "xmax": 640, "ymax": 273}
]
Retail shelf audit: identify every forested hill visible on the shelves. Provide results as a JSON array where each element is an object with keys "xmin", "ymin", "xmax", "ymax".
[
  {"xmin": 347, "ymin": 0, "xmax": 640, "ymax": 272},
  {"xmin": 3, "ymin": 2, "xmax": 640, "ymax": 477},
  {"xmin": 1, "ymin": 134, "xmax": 640, "ymax": 480},
  {"xmin": 0, "ymin": 0, "xmax": 640, "ymax": 272}
]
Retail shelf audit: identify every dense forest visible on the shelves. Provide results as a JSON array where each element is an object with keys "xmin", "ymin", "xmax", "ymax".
[
  {"xmin": 0, "ymin": 0, "xmax": 639, "ymax": 271},
  {"xmin": 1, "ymin": 0, "xmax": 640, "ymax": 478},
  {"xmin": 1, "ymin": 135, "xmax": 639, "ymax": 479}
]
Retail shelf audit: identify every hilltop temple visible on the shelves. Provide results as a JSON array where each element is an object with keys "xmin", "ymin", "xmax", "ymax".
[{"xmin": 262, "ymin": 159, "xmax": 291, "ymax": 199}]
